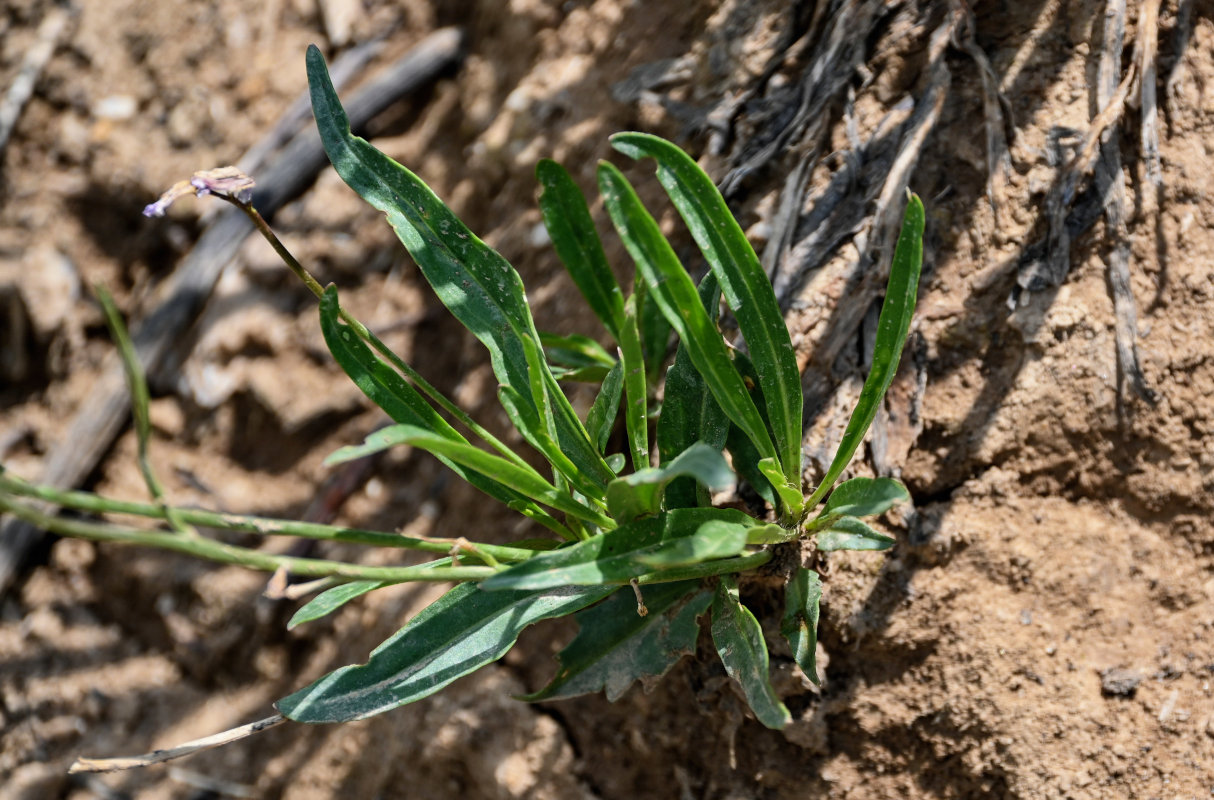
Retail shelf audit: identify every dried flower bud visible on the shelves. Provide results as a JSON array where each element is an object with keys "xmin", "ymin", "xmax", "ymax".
[
  {"xmin": 189, "ymin": 166, "xmax": 255, "ymax": 202},
  {"xmin": 141, "ymin": 180, "xmax": 194, "ymax": 218},
  {"xmin": 143, "ymin": 167, "xmax": 256, "ymax": 217}
]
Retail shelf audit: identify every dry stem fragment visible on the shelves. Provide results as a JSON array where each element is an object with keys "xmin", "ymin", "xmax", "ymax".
[
  {"xmin": 69, "ymin": 714, "xmax": 287, "ymax": 773},
  {"xmin": 951, "ymin": 0, "xmax": 1013, "ymax": 226}
]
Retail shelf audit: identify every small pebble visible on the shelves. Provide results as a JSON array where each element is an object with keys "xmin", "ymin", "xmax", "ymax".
[
  {"xmin": 92, "ymin": 94, "xmax": 137, "ymax": 120},
  {"xmin": 1100, "ymin": 667, "xmax": 1142, "ymax": 698}
]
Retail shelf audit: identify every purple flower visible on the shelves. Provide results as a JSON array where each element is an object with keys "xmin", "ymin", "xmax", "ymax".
[
  {"xmin": 143, "ymin": 167, "xmax": 256, "ymax": 217},
  {"xmin": 142, "ymin": 180, "xmax": 194, "ymax": 217}
]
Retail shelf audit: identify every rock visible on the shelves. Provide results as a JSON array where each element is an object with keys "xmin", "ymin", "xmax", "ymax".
[
  {"xmin": 319, "ymin": 0, "xmax": 360, "ymax": 47},
  {"xmin": 91, "ymin": 94, "xmax": 138, "ymax": 120},
  {"xmin": 20, "ymin": 245, "xmax": 79, "ymax": 337},
  {"xmin": 1099, "ymin": 667, "xmax": 1142, "ymax": 698}
]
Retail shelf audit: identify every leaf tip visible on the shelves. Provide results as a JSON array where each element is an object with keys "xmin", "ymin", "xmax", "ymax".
[
  {"xmin": 305, "ymin": 43, "xmax": 327, "ymax": 78},
  {"xmin": 608, "ymin": 132, "xmax": 648, "ymax": 160}
]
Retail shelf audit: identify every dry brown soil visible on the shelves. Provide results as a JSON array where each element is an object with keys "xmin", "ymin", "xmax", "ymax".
[{"xmin": 2, "ymin": 1, "xmax": 1214, "ymax": 798}]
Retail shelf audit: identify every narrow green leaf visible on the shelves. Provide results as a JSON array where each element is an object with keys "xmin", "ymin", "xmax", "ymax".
[
  {"xmin": 277, "ymin": 582, "xmax": 617, "ymax": 723},
  {"xmin": 823, "ymin": 477, "xmax": 909, "ymax": 518},
  {"xmin": 497, "ymin": 379, "xmax": 599, "ymax": 506},
  {"xmin": 781, "ymin": 569, "xmax": 823, "ymax": 685},
  {"xmin": 320, "ymin": 287, "xmax": 453, "ymax": 437},
  {"xmin": 483, "ymin": 507, "xmax": 755, "ymax": 591},
  {"xmin": 633, "ymin": 519, "xmax": 748, "ymax": 568},
  {"xmin": 804, "ymin": 194, "xmax": 925, "ymax": 509},
  {"xmin": 498, "ymin": 383, "xmax": 544, "ymax": 445},
  {"xmin": 815, "ymin": 516, "xmax": 896, "ymax": 552},
  {"xmin": 611, "ymin": 132, "xmax": 803, "ymax": 489},
  {"xmin": 506, "ymin": 499, "xmax": 577, "ymax": 540},
  {"xmin": 548, "ymin": 364, "xmax": 611, "ymax": 383},
  {"xmin": 605, "ymin": 442, "xmax": 734, "ymax": 524},
  {"xmin": 540, "ymin": 331, "xmax": 615, "ymax": 370},
  {"xmin": 536, "ymin": 159, "xmax": 625, "ymax": 339},
  {"xmin": 638, "ymin": 286, "xmax": 673, "ymax": 384},
  {"xmin": 586, "ymin": 361, "xmax": 624, "ymax": 454},
  {"xmin": 306, "ymin": 46, "xmax": 613, "ymax": 493},
  {"xmin": 725, "ymin": 423, "xmax": 777, "ymax": 508},
  {"xmin": 322, "ymin": 287, "xmax": 565, "ymax": 527},
  {"xmin": 288, "ymin": 580, "xmax": 386, "ymax": 630},
  {"xmin": 710, "ymin": 576, "xmax": 791, "ymax": 729},
  {"xmin": 717, "ymin": 301, "xmax": 798, "ymax": 517},
  {"xmin": 657, "ymin": 273, "xmax": 729, "ymax": 509},
  {"xmin": 543, "ymin": 335, "xmax": 613, "ymax": 380},
  {"xmin": 522, "ymin": 334, "xmax": 559, "ymax": 441},
  {"xmin": 597, "ymin": 161, "xmax": 778, "ymax": 469},
  {"xmin": 326, "ymin": 424, "xmax": 612, "ymax": 530},
  {"xmin": 524, "ymin": 581, "xmax": 710, "ymax": 702},
  {"xmin": 619, "ymin": 294, "xmax": 649, "ymax": 472},
  {"xmin": 98, "ymin": 287, "xmax": 165, "ymax": 501}
]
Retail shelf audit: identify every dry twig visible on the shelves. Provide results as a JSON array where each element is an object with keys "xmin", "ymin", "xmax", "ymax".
[
  {"xmin": 0, "ymin": 6, "xmax": 73, "ymax": 155},
  {"xmin": 760, "ymin": 149, "xmax": 815, "ymax": 280},
  {"xmin": 1097, "ymin": 0, "xmax": 1155, "ymax": 405},
  {"xmin": 1135, "ymin": 0, "xmax": 1163, "ymax": 187},
  {"xmin": 1019, "ymin": 57, "xmax": 1136, "ymax": 293},
  {"xmin": 773, "ymin": 95, "xmax": 911, "ymax": 304},
  {"xmin": 69, "ymin": 715, "xmax": 287, "ymax": 773},
  {"xmin": 719, "ymin": 0, "xmax": 882, "ymax": 197},
  {"xmin": 951, "ymin": 0, "xmax": 1012, "ymax": 223},
  {"xmin": 1163, "ymin": 0, "xmax": 1192, "ymax": 121}
]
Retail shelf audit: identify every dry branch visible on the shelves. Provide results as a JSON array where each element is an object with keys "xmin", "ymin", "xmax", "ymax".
[
  {"xmin": 773, "ymin": 95, "xmax": 911, "ymax": 304},
  {"xmin": 760, "ymin": 149, "xmax": 814, "ymax": 280}
]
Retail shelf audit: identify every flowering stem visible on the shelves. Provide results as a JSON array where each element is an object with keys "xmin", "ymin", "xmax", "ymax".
[
  {"xmin": 0, "ymin": 472, "xmax": 539, "ymax": 562},
  {"xmin": 0, "ymin": 493, "xmax": 498, "ymax": 583},
  {"xmin": 226, "ymin": 197, "xmax": 534, "ymax": 474}
]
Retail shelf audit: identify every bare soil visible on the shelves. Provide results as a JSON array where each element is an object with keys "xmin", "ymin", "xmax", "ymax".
[{"xmin": 2, "ymin": 1, "xmax": 1214, "ymax": 798}]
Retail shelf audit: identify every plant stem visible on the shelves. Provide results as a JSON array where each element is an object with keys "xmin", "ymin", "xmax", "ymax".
[
  {"xmin": 0, "ymin": 494, "xmax": 497, "ymax": 583},
  {"xmin": 96, "ymin": 286, "xmax": 196, "ymax": 536},
  {"xmin": 228, "ymin": 197, "xmax": 534, "ymax": 474},
  {"xmin": 0, "ymin": 473, "xmax": 539, "ymax": 562}
]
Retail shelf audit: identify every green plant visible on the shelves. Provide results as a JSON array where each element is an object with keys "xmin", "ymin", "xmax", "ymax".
[{"xmin": 0, "ymin": 45, "xmax": 923, "ymax": 754}]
